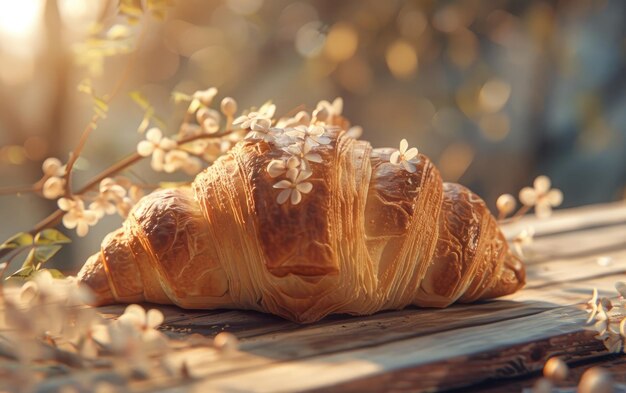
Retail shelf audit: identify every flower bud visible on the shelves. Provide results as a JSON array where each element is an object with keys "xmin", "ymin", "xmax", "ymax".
[
  {"xmin": 578, "ymin": 367, "xmax": 613, "ymax": 393},
  {"xmin": 221, "ymin": 97, "xmax": 237, "ymax": 117},
  {"xmin": 496, "ymin": 193, "xmax": 516, "ymax": 216}
]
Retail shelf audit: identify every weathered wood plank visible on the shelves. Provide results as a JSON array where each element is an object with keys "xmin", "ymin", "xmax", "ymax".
[
  {"xmin": 177, "ymin": 307, "xmax": 595, "ymax": 393},
  {"xmin": 501, "ymin": 201, "xmax": 626, "ymax": 239}
]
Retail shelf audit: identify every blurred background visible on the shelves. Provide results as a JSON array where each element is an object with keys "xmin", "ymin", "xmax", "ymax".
[{"xmin": 0, "ymin": 0, "xmax": 625, "ymax": 270}]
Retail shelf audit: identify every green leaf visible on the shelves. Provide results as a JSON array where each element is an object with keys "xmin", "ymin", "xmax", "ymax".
[
  {"xmin": 0, "ymin": 232, "xmax": 33, "ymax": 250},
  {"xmin": 34, "ymin": 229, "xmax": 71, "ymax": 246},
  {"xmin": 32, "ymin": 245, "xmax": 63, "ymax": 265},
  {"xmin": 41, "ymin": 268, "xmax": 65, "ymax": 279},
  {"xmin": 7, "ymin": 265, "xmax": 35, "ymax": 281}
]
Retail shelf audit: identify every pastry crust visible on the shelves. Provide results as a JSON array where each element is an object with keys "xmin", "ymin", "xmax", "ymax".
[{"xmin": 78, "ymin": 131, "xmax": 525, "ymax": 323}]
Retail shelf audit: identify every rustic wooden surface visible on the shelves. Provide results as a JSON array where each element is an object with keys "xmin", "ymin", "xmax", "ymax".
[{"xmin": 27, "ymin": 202, "xmax": 626, "ymax": 391}]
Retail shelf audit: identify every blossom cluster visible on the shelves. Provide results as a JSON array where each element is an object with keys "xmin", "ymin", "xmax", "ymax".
[
  {"xmin": 0, "ymin": 271, "xmax": 239, "ymax": 391},
  {"xmin": 586, "ymin": 284, "xmax": 626, "ymax": 353},
  {"xmin": 40, "ymin": 172, "xmax": 143, "ymax": 237}
]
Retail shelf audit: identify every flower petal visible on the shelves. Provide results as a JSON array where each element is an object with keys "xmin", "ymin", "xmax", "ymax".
[
  {"xmin": 403, "ymin": 147, "xmax": 419, "ymax": 161},
  {"xmin": 389, "ymin": 151, "xmax": 401, "ymax": 165},
  {"xmin": 534, "ymin": 175, "xmax": 551, "ymax": 193},
  {"xmin": 290, "ymin": 190, "xmax": 302, "ymax": 205},
  {"xmin": 547, "ymin": 189, "xmax": 563, "ymax": 207},
  {"xmin": 399, "ymin": 139, "xmax": 408, "ymax": 154},
  {"xmin": 401, "ymin": 160, "xmax": 416, "ymax": 173},
  {"xmin": 305, "ymin": 153, "xmax": 323, "ymax": 163},
  {"xmin": 296, "ymin": 182, "xmax": 313, "ymax": 194},
  {"xmin": 277, "ymin": 189, "xmax": 291, "ymax": 204},
  {"xmin": 267, "ymin": 160, "xmax": 286, "ymax": 178},
  {"xmin": 146, "ymin": 128, "xmax": 162, "ymax": 143},
  {"xmin": 296, "ymin": 170, "xmax": 313, "ymax": 182},
  {"xmin": 146, "ymin": 309, "xmax": 164, "ymax": 328},
  {"xmin": 519, "ymin": 187, "xmax": 537, "ymax": 206},
  {"xmin": 273, "ymin": 180, "xmax": 292, "ymax": 189},
  {"xmin": 286, "ymin": 168, "xmax": 299, "ymax": 182},
  {"xmin": 136, "ymin": 141, "xmax": 154, "ymax": 157}
]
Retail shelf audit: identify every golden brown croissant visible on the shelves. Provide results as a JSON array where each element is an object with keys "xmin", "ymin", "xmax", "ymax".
[{"xmin": 78, "ymin": 127, "xmax": 525, "ymax": 323}]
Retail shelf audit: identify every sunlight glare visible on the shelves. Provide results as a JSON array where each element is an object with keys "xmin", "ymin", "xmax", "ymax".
[{"xmin": 0, "ymin": 0, "xmax": 43, "ymax": 38}]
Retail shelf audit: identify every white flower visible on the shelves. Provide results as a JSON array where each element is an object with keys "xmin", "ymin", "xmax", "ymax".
[
  {"xmin": 285, "ymin": 142, "xmax": 322, "ymax": 170},
  {"xmin": 273, "ymin": 169, "xmax": 313, "ymax": 205},
  {"xmin": 243, "ymin": 118, "xmax": 283, "ymax": 142},
  {"xmin": 267, "ymin": 156, "xmax": 300, "ymax": 178},
  {"xmin": 233, "ymin": 112, "xmax": 271, "ymax": 130},
  {"xmin": 137, "ymin": 128, "xmax": 178, "ymax": 172},
  {"xmin": 89, "ymin": 178, "xmax": 126, "ymax": 218},
  {"xmin": 390, "ymin": 139, "xmax": 419, "ymax": 173},
  {"xmin": 42, "ymin": 176, "xmax": 66, "ymax": 199},
  {"xmin": 519, "ymin": 176, "xmax": 563, "ymax": 219},
  {"xmin": 285, "ymin": 125, "xmax": 331, "ymax": 147},
  {"xmin": 163, "ymin": 149, "xmax": 203, "ymax": 175},
  {"xmin": 512, "ymin": 227, "xmax": 535, "ymax": 257},
  {"xmin": 58, "ymin": 197, "xmax": 99, "ymax": 237},
  {"xmin": 118, "ymin": 304, "xmax": 164, "ymax": 331}
]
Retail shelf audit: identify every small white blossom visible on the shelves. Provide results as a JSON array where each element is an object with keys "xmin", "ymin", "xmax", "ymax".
[
  {"xmin": 273, "ymin": 169, "xmax": 313, "ymax": 205},
  {"xmin": 286, "ymin": 125, "xmax": 331, "ymax": 146},
  {"xmin": 58, "ymin": 197, "xmax": 98, "ymax": 237},
  {"xmin": 390, "ymin": 139, "xmax": 419, "ymax": 173},
  {"xmin": 267, "ymin": 156, "xmax": 300, "ymax": 178},
  {"xmin": 519, "ymin": 176, "xmax": 563, "ymax": 219},
  {"xmin": 233, "ymin": 112, "xmax": 271, "ymax": 130},
  {"xmin": 244, "ymin": 118, "xmax": 283, "ymax": 142},
  {"xmin": 137, "ymin": 128, "xmax": 178, "ymax": 172},
  {"xmin": 89, "ymin": 178, "xmax": 127, "ymax": 218},
  {"xmin": 285, "ymin": 142, "xmax": 322, "ymax": 170}
]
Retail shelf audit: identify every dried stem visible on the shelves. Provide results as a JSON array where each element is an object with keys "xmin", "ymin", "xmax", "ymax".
[{"xmin": 498, "ymin": 205, "xmax": 531, "ymax": 225}]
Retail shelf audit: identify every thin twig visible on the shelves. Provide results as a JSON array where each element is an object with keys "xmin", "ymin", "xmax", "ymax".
[{"xmin": 63, "ymin": 24, "xmax": 148, "ymax": 196}]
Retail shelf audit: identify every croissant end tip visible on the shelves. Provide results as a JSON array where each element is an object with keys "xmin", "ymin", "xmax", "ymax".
[{"xmin": 77, "ymin": 253, "xmax": 116, "ymax": 306}]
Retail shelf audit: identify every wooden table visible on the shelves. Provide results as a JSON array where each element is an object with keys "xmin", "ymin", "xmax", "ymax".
[{"xmin": 78, "ymin": 202, "xmax": 626, "ymax": 391}]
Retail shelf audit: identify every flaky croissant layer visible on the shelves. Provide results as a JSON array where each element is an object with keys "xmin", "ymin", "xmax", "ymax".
[{"xmin": 78, "ymin": 130, "xmax": 524, "ymax": 323}]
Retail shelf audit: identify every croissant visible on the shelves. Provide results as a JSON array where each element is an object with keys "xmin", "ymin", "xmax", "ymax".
[{"xmin": 78, "ymin": 126, "xmax": 525, "ymax": 323}]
